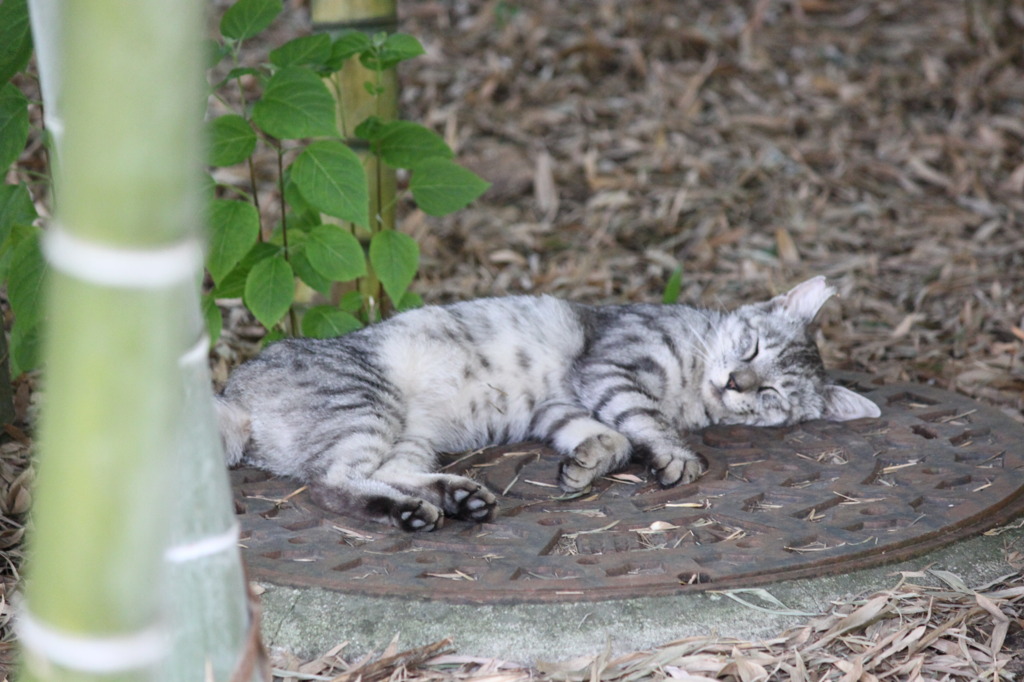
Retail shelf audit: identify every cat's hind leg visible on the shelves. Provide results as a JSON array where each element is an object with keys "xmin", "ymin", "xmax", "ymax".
[
  {"xmin": 309, "ymin": 477, "xmax": 444, "ymax": 532},
  {"xmin": 530, "ymin": 399, "xmax": 632, "ymax": 492},
  {"xmin": 371, "ymin": 437, "xmax": 497, "ymax": 523},
  {"xmin": 311, "ymin": 433, "xmax": 448, "ymax": 531}
]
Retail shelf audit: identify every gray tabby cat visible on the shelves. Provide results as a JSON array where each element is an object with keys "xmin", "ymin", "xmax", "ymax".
[{"xmin": 217, "ymin": 276, "xmax": 880, "ymax": 531}]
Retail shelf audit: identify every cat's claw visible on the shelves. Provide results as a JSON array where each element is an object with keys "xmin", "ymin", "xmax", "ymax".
[
  {"xmin": 444, "ymin": 480, "xmax": 497, "ymax": 523},
  {"xmin": 395, "ymin": 500, "xmax": 443, "ymax": 532}
]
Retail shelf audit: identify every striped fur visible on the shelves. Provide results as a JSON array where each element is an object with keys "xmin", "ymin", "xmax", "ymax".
[{"xmin": 217, "ymin": 276, "xmax": 879, "ymax": 531}]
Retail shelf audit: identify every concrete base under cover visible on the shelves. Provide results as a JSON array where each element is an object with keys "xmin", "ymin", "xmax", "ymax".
[{"xmin": 257, "ymin": 525, "xmax": 1023, "ymax": 664}]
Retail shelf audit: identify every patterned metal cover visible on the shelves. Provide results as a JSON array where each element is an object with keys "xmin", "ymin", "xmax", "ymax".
[{"xmin": 233, "ymin": 375, "xmax": 1024, "ymax": 603}]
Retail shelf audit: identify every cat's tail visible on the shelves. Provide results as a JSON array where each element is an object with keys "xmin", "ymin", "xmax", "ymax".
[{"xmin": 214, "ymin": 397, "xmax": 251, "ymax": 466}]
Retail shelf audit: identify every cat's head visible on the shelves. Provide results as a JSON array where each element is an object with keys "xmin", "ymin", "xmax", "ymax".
[{"xmin": 702, "ymin": 276, "xmax": 881, "ymax": 427}]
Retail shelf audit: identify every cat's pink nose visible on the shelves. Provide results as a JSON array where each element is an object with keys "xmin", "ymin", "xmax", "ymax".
[{"xmin": 725, "ymin": 369, "xmax": 758, "ymax": 392}]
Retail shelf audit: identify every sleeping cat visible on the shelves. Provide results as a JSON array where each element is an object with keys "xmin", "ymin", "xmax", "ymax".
[{"xmin": 217, "ymin": 276, "xmax": 880, "ymax": 531}]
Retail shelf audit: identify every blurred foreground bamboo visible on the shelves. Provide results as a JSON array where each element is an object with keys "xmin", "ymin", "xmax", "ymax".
[{"xmin": 21, "ymin": 1, "xmax": 260, "ymax": 680}]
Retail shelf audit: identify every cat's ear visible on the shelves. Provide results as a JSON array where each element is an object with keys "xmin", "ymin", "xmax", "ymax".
[
  {"xmin": 775, "ymin": 276, "xmax": 836, "ymax": 322},
  {"xmin": 821, "ymin": 385, "xmax": 881, "ymax": 421}
]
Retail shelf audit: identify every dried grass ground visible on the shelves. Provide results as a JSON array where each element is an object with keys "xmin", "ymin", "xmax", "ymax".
[
  {"xmin": 250, "ymin": 1, "xmax": 1024, "ymax": 678},
  {"xmin": 3, "ymin": 0, "xmax": 1024, "ymax": 679},
  {"xmin": 212, "ymin": 0, "xmax": 1024, "ymax": 417},
  {"xmin": 256, "ymin": 0, "xmax": 1024, "ymax": 678},
  {"xmin": 392, "ymin": 0, "xmax": 1024, "ymax": 419},
  {"xmin": 273, "ymin": 565, "xmax": 1024, "ymax": 681}
]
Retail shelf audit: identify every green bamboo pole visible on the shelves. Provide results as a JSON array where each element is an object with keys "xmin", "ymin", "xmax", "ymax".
[
  {"xmin": 17, "ymin": 1, "xmax": 217, "ymax": 680},
  {"xmin": 312, "ymin": 0, "xmax": 398, "ymax": 318},
  {"xmin": 160, "ymin": 287, "xmax": 264, "ymax": 682}
]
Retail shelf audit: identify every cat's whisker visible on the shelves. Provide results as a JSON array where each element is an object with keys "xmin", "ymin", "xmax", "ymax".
[
  {"xmin": 683, "ymin": 323, "xmax": 714, "ymax": 361},
  {"xmin": 677, "ymin": 338, "xmax": 708, "ymax": 364}
]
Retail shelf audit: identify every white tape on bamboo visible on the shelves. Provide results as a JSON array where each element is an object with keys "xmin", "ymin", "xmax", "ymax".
[
  {"xmin": 17, "ymin": 606, "xmax": 167, "ymax": 673},
  {"xmin": 43, "ymin": 223, "xmax": 203, "ymax": 289},
  {"xmin": 165, "ymin": 522, "xmax": 241, "ymax": 564},
  {"xmin": 178, "ymin": 333, "xmax": 211, "ymax": 368}
]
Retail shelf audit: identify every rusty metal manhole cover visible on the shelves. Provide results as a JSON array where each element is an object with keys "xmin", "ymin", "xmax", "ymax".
[{"xmin": 232, "ymin": 375, "xmax": 1024, "ymax": 604}]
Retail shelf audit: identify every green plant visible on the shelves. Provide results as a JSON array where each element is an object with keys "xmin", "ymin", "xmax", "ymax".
[
  {"xmin": 0, "ymin": 0, "xmax": 42, "ymax": 378},
  {"xmin": 206, "ymin": 0, "xmax": 489, "ymax": 340},
  {"xmin": 0, "ymin": 0, "xmax": 490, "ymax": 378},
  {"xmin": 662, "ymin": 266, "xmax": 683, "ymax": 304}
]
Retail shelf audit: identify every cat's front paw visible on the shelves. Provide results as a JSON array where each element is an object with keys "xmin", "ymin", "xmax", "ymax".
[
  {"xmin": 652, "ymin": 451, "xmax": 705, "ymax": 487},
  {"xmin": 559, "ymin": 432, "xmax": 630, "ymax": 492},
  {"xmin": 394, "ymin": 499, "xmax": 444, "ymax": 532},
  {"xmin": 444, "ymin": 479, "xmax": 497, "ymax": 523}
]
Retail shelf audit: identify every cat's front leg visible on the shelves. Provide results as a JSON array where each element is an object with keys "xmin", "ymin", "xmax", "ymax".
[
  {"xmin": 582, "ymin": 389, "xmax": 706, "ymax": 486},
  {"xmin": 641, "ymin": 439, "xmax": 704, "ymax": 487},
  {"xmin": 558, "ymin": 431, "xmax": 632, "ymax": 492},
  {"xmin": 530, "ymin": 399, "xmax": 632, "ymax": 491}
]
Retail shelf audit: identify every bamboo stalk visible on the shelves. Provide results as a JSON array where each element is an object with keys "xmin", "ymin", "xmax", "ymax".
[
  {"xmin": 25, "ymin": 0, "xmax": 64, "ymax": 153},
  {"xmin": 18, "ymin": 1, "xmax": 218, "ymax": 680},
  {"xmin": 160, "ymin": 288, "xmax": 264, "ymax": 682},
  {"xmin": 312, "ymin": 0, "xmax": 398, "ymax": 318}
]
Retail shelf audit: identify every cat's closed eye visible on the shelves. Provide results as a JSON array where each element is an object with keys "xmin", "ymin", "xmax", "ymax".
[{"xmin": 742, "ymin": 337, "xmax": 760, "ymax": 362}]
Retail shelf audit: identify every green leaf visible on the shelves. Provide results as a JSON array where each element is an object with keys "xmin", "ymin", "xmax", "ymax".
[
  {"xmin": 213, "ymin": 241, "xmax": 280, "ymax": 299},
  {"xmin": 290, "ymin": 140, "xmax": 368, "ymax": 227},
  {"xmin": 306, "ymin": 224, "xmax": 366, "ymax": 282},
  {"xmin": 290, "ymin": 243, "xmax": 332, "ymax": 294},
  {"xmin": 244, "ymin": 253, "xmax": 294, "ymax": 329},
  {"xmin": 200, "ymin": 173, "xmax": 217, "ymax": 201},
  {"xmin": 10, "ymin": 319, "xmax": 41, "ymax": 376},
  {"xmin": 382, "ymin": 33, "xmax": 425, "ymax": 64},
  {"xmin": 0, "ymin": 183, "xmax": 37, "ymax": 246},
  {"xmin": 662, "ymin": 267, "xmax": 683, "ymax": 304},
  {"xmin": 301, "ymin": 305, "xmax": 363, "ymax": 338},
  {"xmin": 220, "ymin": 0, "xmax": 282, "ymax": 41},
  {"xmin": 327, "ymin": 32, "xmax": 373, "ymax": 70},
  {"xmin": 353, "ymin": 115, "xmax": 385, "ymax": 142},
  {"xmin": 360, "ymin": 33, "xmax": 424, "ymax": 71},
  {"xmin": 270, "ymin": 34, "xmax": 332, "ymax": 69},
  {"xmin": 397, "ymin": 290, "xmax": 423, "ymax": 311},
  {"xmin": 369, "ymin": 230, "xmax": 418, "ymax": 304},
  {"xmin": 261, "ymin": 329, "xmax": 287, "ymax": 346},
  {"xmin": 0, "ymin": 0, "xmax": 32, "ymax": 84},
  {"xmin": 211, "ymin": 66, "xmax": 263, "ymax": 91},
  {"xmin": 252, "ymin": 67, "xmax": 338, "ymax": 140},
  {"xmin": 207, "ymin": 199, "xmax": 260, "ymax": 283},
  {"xmin": 409, "ymin": 158, "xmax": 491, "ymax": 216},
  {"xmin": 202, "ymin": 294, "xmax": 223, "ymax": 344},
  {"xmin": 208, "ymin": 115, "xmax": 257, "ymax": 167},
  {"xmin": 0, "ymin": 222, "xmax": 33, "ymax": 284},
  {"xmin": 0, "ymin": 84, "xmax": 29, "ymax": 170},
  {"xmin": 374, "ymin": 120, "xmax": 452, "ymax": 169},
  {"xmin": 283, "ymin": 173, "xmax": 315, "ymax": 214},
  {"xmin": 338, "ymin": 290, "xmax": 364, "ymax": 314},
  {"xmin": 8, "ymin": 228, "xmax": 45, "ymax": 326},
  {"xmin": 204, "ymin": 38, "xmax": 231, "ymax": 69},
  {"xmin": 225, "ymin": 66, "xmax": 262, "ymax": 81}
]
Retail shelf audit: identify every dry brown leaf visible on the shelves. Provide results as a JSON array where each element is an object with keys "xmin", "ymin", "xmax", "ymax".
[
  {"xmin": 533, "ymin": 149, "xmax": 559, "ymax": 222},
  {"xmin": 775, "ymin": 227, "xmax": 801, "ymax": 264}
]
